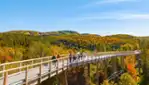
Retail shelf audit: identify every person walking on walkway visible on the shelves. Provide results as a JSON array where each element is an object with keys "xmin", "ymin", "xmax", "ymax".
[
  {"xmin": 80, "ymin": 52, "xmax": 83, "ymax": 60},
  {"xmin": 57, "ymin": 54, "xmax": 60, "ymax": 59},
  {"xmin": 72, "ymin": 50, "xmax": 77, "ymax": 62},
  {"xmin": 77, "ymin": 52, "xmax": 81, "ymax": 60},
  {"xmin": 51, "ymin": 55, "xmax": 57, "ymax": 67},
  {"xmin": 73, "ymin": 54, "xmax": 77, "ymax": 62},
  {"xmin": 69, "ymin": 51, "xmax": 73, "ymax": 63}
]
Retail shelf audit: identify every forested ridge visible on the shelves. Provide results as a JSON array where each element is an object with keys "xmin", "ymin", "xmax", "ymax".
[{"xmin": 0, "ymin": 30, "xmax": 149, "ymax": 85}]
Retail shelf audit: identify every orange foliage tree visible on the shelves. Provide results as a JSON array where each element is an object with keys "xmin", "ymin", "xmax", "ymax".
[
  {"xmin": 0, "ymin": 47, "xmax": 12, "ymax": 63},
  {"xmin": 125, "ymin": 56, "xmax": 138, "ymax": 81}
]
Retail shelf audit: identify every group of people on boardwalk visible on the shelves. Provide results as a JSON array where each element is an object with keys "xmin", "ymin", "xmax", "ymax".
[
  {"xmin": 51, "ymin": 50, "xmax": 87, "ymax": 66},
  {"xmin": 68, "ymin": 50, "xmax": 86, "ymax": 63}
]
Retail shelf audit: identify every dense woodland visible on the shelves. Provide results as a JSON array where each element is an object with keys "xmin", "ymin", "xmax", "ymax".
[{"xmin": 0, "ymin": 30, "xmax": 149, "ymax": 85}]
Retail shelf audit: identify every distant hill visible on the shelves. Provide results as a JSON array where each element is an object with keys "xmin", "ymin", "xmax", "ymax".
[
  {"xmin": 2, "ymin": 30, "xmax": 149, "ymax": 40},
  {"xmin": 106, "ymin": 34, "xmax": 135, "ymax": 39},
  {"xmin": 4, "ymin": 30, "xmax": 80, "ymax": 36},
  {"xmin": 45, "ymin": 30, "xmax": 80, "ymax": 36}
]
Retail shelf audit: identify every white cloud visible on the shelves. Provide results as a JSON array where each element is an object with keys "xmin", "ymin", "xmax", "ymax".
[
  {"xmin": 96, "ymin": 0, "xmax": 136, "ymax": 4},
  {"xmin": 74, "ymin": 13, "xmax": 149, "ymax": 21},
  {"xmin": 120, "ymin": 14, "xmax": 149, "ymax": 20},
  {"xmin": 83, "ymin": 0, "xmax": 137, "ymax": 8}
]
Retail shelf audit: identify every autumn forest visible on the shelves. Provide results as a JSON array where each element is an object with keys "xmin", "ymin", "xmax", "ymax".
[{"xmin": 0, "ymin": 30, "xmax": 149, "ymax": 85}]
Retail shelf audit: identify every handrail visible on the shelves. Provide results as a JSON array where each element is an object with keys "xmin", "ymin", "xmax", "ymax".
[
  {"xmin": 0, "ymin": 50, "xmax": 141, "ymax": 85},
  {"xmin": 0, "ymin": 56, "xmax": 68, "ymax": 73},
  {"xmin": 0, "ymin": 51, "xmax": 140, "ymax": 67},
  {"xmin": 0, "ymin": 54, "xmax": 68, "ymax": 67},
  {"xmin": 0, "ymin": 57, "xmax": 50, "ymax": 66}
]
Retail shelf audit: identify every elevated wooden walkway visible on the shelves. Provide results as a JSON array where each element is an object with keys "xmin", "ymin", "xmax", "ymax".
[{"xmin": 0, "ymin": 51, "xmax": 141, "ymax": 85}]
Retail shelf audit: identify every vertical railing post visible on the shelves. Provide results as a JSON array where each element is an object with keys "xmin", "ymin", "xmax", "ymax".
[
  {"xmin": 3, "ymin": 71, "xmax": 8, "ymax": 85},
  {"xmin": 83, "ymin": 56, "xmax": 85, "ymax": 66},
  {"xmin": 25, "ymin": 66, "xmax": 28, "ymax": 85},
  {"xmin": 77, "ymin": 56, "xmax": 79, "ymax": 66},
  {"xmin": 67, "ymin": 58, "xmax": 69, "ymax": 69},
  {"xmin": 38, "ymin": 59, "xmax": 42, "ymax": 84},
  {"xmin": 19, "ymin": 62, "xmax": 22, "ymax": 73},
  {"xmin": 87, "ymin": 56, "xmax": 91, "ymax": 63},
  {"xmin": 56, "ymin": 59, "xmax": 59, "ymax": 75},
  {"xmin": 49, "ymin": 57, "xmax": 51, "ymax": 78},
  {"xmin": 2, "ymin": 65, "xmax": 5, "ymax": 77},
  {"xmin": 62, "ymin": 58, "xmax": 64, "ymax": 71},
  {"xmin": 32, "ymin": 60, "xmax": 34, "ymax": 68},
  {"xmin": 87, "ymin": 56, "xmax": 89, "ymax": 63}
]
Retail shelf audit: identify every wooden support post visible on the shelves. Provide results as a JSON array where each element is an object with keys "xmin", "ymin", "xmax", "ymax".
[
  {"xmin": 25, "ymin": 66, "xmax": 28, "ymax": 85},
  {"xmin": 56, "ymin": 60, "xmax": 59, "ymax": 75},
  {"xmin": 67, "ymin": 58, "xmax": 69, "ymax": 69},
  {"xmin": 104, "ymin": 60, "xmax": 108, "ymax": 78},
  {"xmin": 88, "ymin": 64, "xmax": 90, "ymax": 77},
  {"xmin": 83, "ymin": 57, "xmax": 85, "ymax": 66},
  {"xmin": 62, "ymin": 59, "xmax": 64, "ymax": 71},
  {"xmin": 32, "ymin": 60, "xmax": 34, "ymax": 68},
  {"xmin": 49, "ymin": 60, "xmax": 51, "ymax": 78},
  {"xmin": 2, "ymin": 65, "xmax": 5, "ymax": 77},
  {"xmin": 64, "ymin": 71, "xmax": 68, "ymax": 85},
  {"xmin": 99, "ymin": 60, "xmax": 103, "ymax": 71},
  {"xmin": 112, "ymin": 57, "xmax": 117, "ymax": 73},
  {"xmin": 3, "ymin": 71, "xmax": 8, "ymax": 85},
  {"xmin": 19, "ymin": 62, "xmax": 22, "ymax": 72},
  {"xmin": 121, "ymin": 56, "xmax": 125, "ymax": 70},
  {"xmin": 96, "ymin": 62, "xmax": 99, "ymax": 73},
  {"xmin": 77, "ymin": 57, "xmax": 79, "ymax": 66},
  {"xmin": 38, "ymin": 60, "xmax": 42, "ymax": 84},
  {"xmin": 138, "ymin": 59, "xmax": 141, "ymax": 74},
  {"xmin": 136, "ymin": 54, "xmax": 141, "ymax": 74}
]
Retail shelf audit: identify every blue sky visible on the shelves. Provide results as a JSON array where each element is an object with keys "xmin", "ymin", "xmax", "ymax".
[{"xmin": 0, "ymin": 0, "xmax": 149, "ymax": 36}]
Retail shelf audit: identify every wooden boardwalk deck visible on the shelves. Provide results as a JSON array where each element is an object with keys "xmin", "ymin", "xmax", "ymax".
[{"xmin": 0, "ymin": 51, "xmax": 141, "ymax": 85}]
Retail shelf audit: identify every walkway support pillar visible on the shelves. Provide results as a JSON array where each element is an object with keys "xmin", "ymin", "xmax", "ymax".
[
  {"xmin": 88, "ymin": 64, "xmax": 90, "ymax": 77},
  {"xmin": 136, "ymin": 54, "xmax": 141, "ymax": 74},
  {"xmin": 64, "ymin": 71, "xmax": 68, "ymax": 85},
  {"xmin": 120, "ymin": 56, "xmax": 125, "ymax": 70},
  {"xmin": 103, "ymin": 59, "xmax": 108, "ymax": 78},
  {"xmin": 96, "ymin": 62, "xmax": 99, "ymax": 73},
  {"xmin": 112, "ymin": 57, "xmax": 117, "ymax": 73}
]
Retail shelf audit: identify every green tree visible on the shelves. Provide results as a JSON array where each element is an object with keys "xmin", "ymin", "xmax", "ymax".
[
  {"xmin": 24, "ymin": 42, "xmax": 51, "ymax": 59},
  {"xmin": 119, "ymin": 73, "xmax": 137, "ymax": 85}
]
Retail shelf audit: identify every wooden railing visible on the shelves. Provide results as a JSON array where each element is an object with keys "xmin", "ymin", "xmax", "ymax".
[
  {"xmin": 0, "ymin": 56, "xmax": 69, "ymax": 85},
  {"xmin": 0, "ymin": 50, "xmax": 141, "ymax": 85}
]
